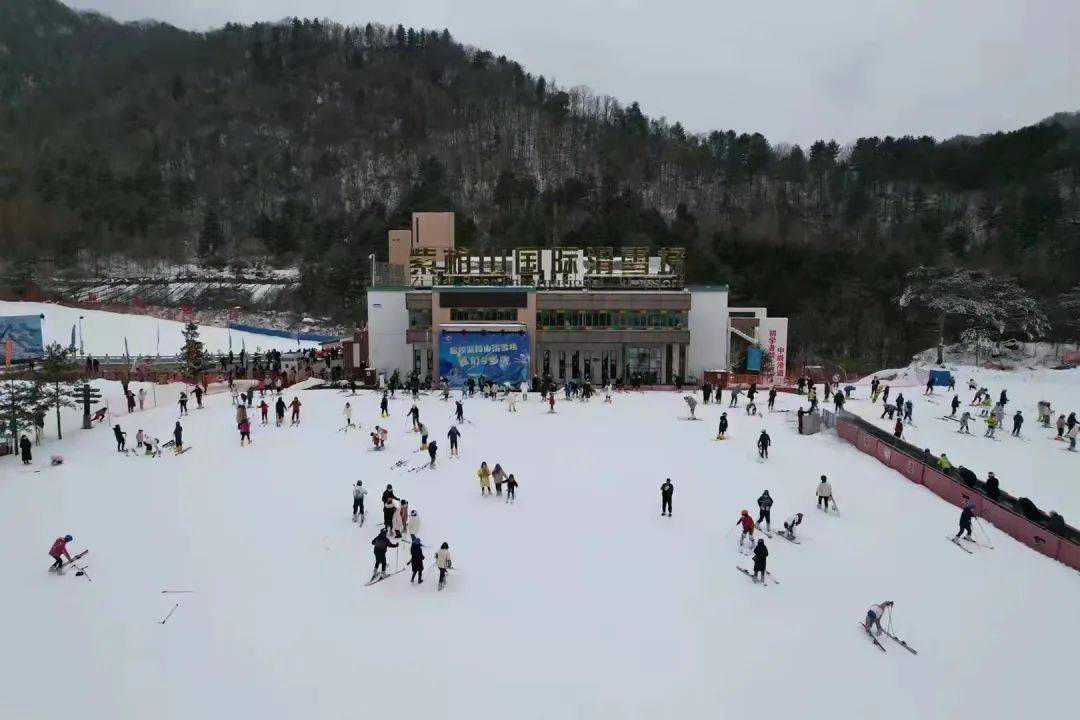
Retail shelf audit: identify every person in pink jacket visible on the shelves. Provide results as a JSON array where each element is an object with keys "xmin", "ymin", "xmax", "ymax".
[
  {"xmin": 239, "ymin": 417, "xmax": 252, "ymax": 445},
  {"xmin": 49, "ymin": 535, "xmax": 73, "ymax": 573}
]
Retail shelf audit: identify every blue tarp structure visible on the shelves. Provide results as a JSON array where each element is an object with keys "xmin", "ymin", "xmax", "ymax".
[
  {"xmin": 0, "ymin": 315, "xmax": 44, "ymax": 360},
  {"xmin": 746, "ymin": 348, "xmax": 763, "ymax": 372},
  {"xmin": 929, "ymin": 369, "xmax": 953, "ymax": 387}
]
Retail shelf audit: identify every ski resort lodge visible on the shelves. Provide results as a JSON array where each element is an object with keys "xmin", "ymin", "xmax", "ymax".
[{"xmin": 366, "ymin": 212, "xmax": 788, "ymax": 386}]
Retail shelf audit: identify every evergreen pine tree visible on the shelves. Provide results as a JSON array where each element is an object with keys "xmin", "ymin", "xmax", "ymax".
[
  {"xmin": 181, "ymin": 322, "xmax": 210, "ymax": 384},
  {"xmin": 33, "ymin": 342, "xmax": 78, "ymax": 440},
  {"xmin": 0, "ymin": 379, "xmax": 37, "ymax": 452}
]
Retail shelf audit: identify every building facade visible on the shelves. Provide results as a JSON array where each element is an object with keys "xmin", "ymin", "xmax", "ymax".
[{"xmin": 367, "ymin": 212, "xmax": 788, "ymax": 386}]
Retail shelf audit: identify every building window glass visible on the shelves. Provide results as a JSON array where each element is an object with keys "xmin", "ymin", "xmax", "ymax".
[
  {"xmin": 427, "ymin": 349, "xmax": 433, "ymax": 380},
  {"xmin": 409, "ymin": 310, "xmax": 431, "ymax": 329},
  {"xmin": 558, "ymin": 351, "xmax": 566, "ymax": 379},
  {"xmin": 413, "ymin": 348, "xmax": 422, "ymax": 375},
  {"xmin": 625, "ymin": 346, "xmax": 662, "ymax": 385},
  {"xmin": 449, "ymin": 308, "xmax": 517, "ymax": 322},
  {"xmin": 543, "ymin": 350, "xmax": 551, "ymax": 376},
  {"xmin": 571, "ymin": 351, "xmax": 580, "ymax": 380}
]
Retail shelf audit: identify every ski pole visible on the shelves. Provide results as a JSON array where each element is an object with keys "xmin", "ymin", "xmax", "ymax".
[{"xmin": 975, "ymin": 517, "xmax": 995, "ymax": 549}]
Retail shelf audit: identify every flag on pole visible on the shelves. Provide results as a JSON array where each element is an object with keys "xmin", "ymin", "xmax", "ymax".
[
  {"xmin": 156, "ymin": 324, "xmax": 160, "ymax": 357},
  {"xmin": 70, "ymin": 324, "xmax": 77, "ymax": 352}
]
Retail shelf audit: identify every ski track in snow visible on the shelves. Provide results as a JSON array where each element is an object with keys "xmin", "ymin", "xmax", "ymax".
[{"xmin": 0, "ymin": 384, "xmax": 1078, "ymax": 719}]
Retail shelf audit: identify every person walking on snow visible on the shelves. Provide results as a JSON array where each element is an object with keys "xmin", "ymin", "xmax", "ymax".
[
  {"xmin": 506, "ymin": 392, "xmax": 517, "ymax": 412},
  {"xmin": 19, "ymin": 434, "xmax": 32, "ymax": 464},
  {"xmin": 864, "ymin": 601, "xmax": 894, "ymax": 635},
  {"xmin": 492, "ymin": 463, "xmax": 507, "ymax": 496},
  {"xmin": 661, "ymin": 478, "xmax": 674, "ymax": 517},
  {"xmin": 455, "ymin": 400, "xmax": 464, "ymax": 424},
  {"xmin": 447, "ymin": 425, "xmax": 461, "ymax": 456},
  {"xmin": 782, "ymin": 512, "xmax": 804, "ymax": 539},
  {"xmin": 729, "ymin": 387, "xmax": 741, "ymax": 408},
  {"xmin": 757, "ymin": 490, "xmax": 774, "ymax": 531},
  {"xmin": 352, "ymin": 481, "xmax": 367, "ymax": 523},
  {"xmin": 259, "ymin": 400, "xmax": 269, "ymax": 425},
  {"xmin": 48, "ymin": 534, "xmax": 74, "ymax": 573},
  {"xmin": 178, "ymin": 392, "xmax": 188, "ymax": 415},
  {"xmin": 478, "ymin": 462, "xmax": 492, "ymax": 496},
  {"xmin": 1067, "ymin": 423, "xmax": 1079, "ymax": 451},
  {"xmin": 950, "ymin": 395, "xmax": 961, "ymax": 417},
  {"xmin": 370, "ymin": 528, "xmax": 398, "ymax": 581},
  {"xmin": 409, "ymin": 536, "xmax": 425, "ymax": 583},
  {"xmin": 344, "ymin": 402, "xmax": 354, "ymax": 429},
  {"xmin": 683, "ymin": 395, "xmax": 698, "ymax": 419},
  {"xmin": 239, "ymin": 417, "xmax": 252, "ymax": 445},
  {"xmin": 757, "ymin": 430, "xmax": 771, "ymax": 459},
  {"xmin": 289, "ymin": 397, "xmax": 302, "ymax": 425},
  {"xmin": 418, "ymin": 422, "xmax": 429, "ymax": 450},
  {"xmin": 548, "ymin": 394, "xmax": 556, "ymax": 413},
  {"xmin": 925, "ymin": 377, "xmax": 935, "ymax": 395},
  {"xmin": 768, "ymin": 387, "xmax": 777, "ymax": 411},
  {"xmin": 716, "ymin": 413, "xmax": 729, "ymax": 440},
  {"xmin": 275, "ymin": 397, "xmax": 286, "ymax": 426},
  {"xmin": 903, "ymin": 400, "xmax": 913, "ymax": 424},
  {"xmin": 427, "ymin": 440, "xmax": 438, "ymax": 467},
  {"xmin": 138, "ymin": 387, "xmax": 147, "ymax": 410},
  {"xmin": 193, "ymin": 385, "xmax": 203, "ymax": 409},
  {"xmin": 1011, "ymin": 410, "xmax": 1023, "ymax": 437},
  {"xmin": 736, "ymin": 510, "xmax": 756, "ymax": 547},
  {"xmin": 406, "ymin": 404, "xmax": 421, "ymax": 431},
  {"xmin": 752, "ymin": 539, "xmax": 769, "ymax": 583},
  {"xmin": 435, "ymin": 542, "xmax": 452, "ymax": 590},
  {"xmin": 407, "ymin": 509, "xmax": 421, "ymax": 538},
  {"xmin": 135, "ymin": 428, "xmax": 145, "ymax": 450},
  {"xmin": 956, "ymin": 501, "xmax": 975, "ymax": 541},
  {"xmin": 394, "ymin": 500, "xmax": 407, "ymax": 538},
  {"xmin": 113, "ymin": 424, "xmax": 127, "ymax": 452},
  {"xmin": 506, "ymin": 474, "xmax": 518, "ymax": 503},
  {"xmin": 380, "ymin": 392, "xmax": 389, "ymax": 418},
  {"xmin": 985, "ymin": 414, "xmax": 999, "ymax": 438},
  {"xmin": 816, "ymin": 475, "xmax": 833, "ymax": 511},
  {"xmin": 893, "ymin": 418, "xmax": 903, "ymax": 439}
]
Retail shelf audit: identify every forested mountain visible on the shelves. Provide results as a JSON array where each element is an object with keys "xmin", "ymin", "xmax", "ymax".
[{"xmin": 2, "ymin": 0, "xmax": 1079, "ymax": 367}]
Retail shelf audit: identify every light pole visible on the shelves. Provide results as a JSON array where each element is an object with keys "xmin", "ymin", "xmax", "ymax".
[
  {"xmin": 78, "ymin": 316, "xmax": 84, "ymax": 357},
  {"xmin": 369, "ymin": 254, "xmax": 376, "ymax": 285}
]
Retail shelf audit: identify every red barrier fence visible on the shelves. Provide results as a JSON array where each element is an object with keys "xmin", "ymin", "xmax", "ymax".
[{"xmin": 834, "ymin": 418, "xmax": 1080, "ymax": 572}]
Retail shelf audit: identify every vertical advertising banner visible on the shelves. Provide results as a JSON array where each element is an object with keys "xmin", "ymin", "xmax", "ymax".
[
  {"xmin": 758, "ymin": 318, "xmax": 788, "ymax": 385},
  {"xmin": 0, "ymin": 315, "xmax": 44, "ymax": 361},
  {"xmin": 439, "ymin": 332, "xmax": 530, "ymax": 386}
]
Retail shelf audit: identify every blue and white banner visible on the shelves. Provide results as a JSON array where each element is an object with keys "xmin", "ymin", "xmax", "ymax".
[
  {"xmin": 439, "ymin": 332, "xmax": 530, "ymax": 386},
  {"xmin": 0, "ymin": 314, "xmax": 44, "ymax": 360}
]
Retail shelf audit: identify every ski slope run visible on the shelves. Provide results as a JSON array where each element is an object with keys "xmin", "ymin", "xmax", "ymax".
[
  {"xmin": 0, "ymin": 301, "xmax": 321, "ymax": 356},
  {"xmin": 0, "ymin": 385, "xmax": 1077, "ymax": 719}
]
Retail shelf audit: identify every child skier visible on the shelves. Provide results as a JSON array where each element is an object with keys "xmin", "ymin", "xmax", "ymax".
[
  {"xmin": 781, "ymin": 512, "xmax": 804, "ymax": 539},
  {"xmin": 984, "ymin": 414, "xmax": 999, "ymax": 438},
  {"xmin": 736, "ymin": 510, "xmax": 756, "ymax": 547},
  {"xmin": 506, "ymin": 474, "xmax": 518, "ymax": 503},
  {"xmin": 289, "ymin": 397, "xmax": 302, "ymax": 425},
  {"xmin": 406, "ymin": 404, "xmax": 421, "ymax": 431},
  {"xmin": 958, "ymin": 411, "xmax": 972, "ymax": 434},
  {"xmin": 684, "ymin": 395, "xmax": 698, "ymax": 419},
  {"xmin": 275, "ymin": 397, "xmax": 286, "ymax": 426},
  {"xmin": 447, "ymin": 425, "xmax": 461, "ymax": 456},
  {"xmin": 427, "ymin": 440, "xmax": 438, "ymax": 467},
  {"xmin": 950, "ymin": 395, "xmax": 960, "ymax": 417},
  {"xmin": 455, "ymin": 400, "xmax": 464, "ymax": 424},
  {"xmin": 661, "ymin": 478, "xmax": 674, "ymax": 517},
  {"xmin": 768, "ymin": 387, "xmax": 777, "ymax": 411},
  {"xmin": 113, "ymin": 424, "xmax": 127, "ymax": 452},
  {"xmin": 435, "ymin": 542, "xmax": 452, "ymax": 590},
  {"xmin": 893, "ymin": 418, "xmax": 903, "ymax": 439},
  {"xmin": 492, "ymin": 463, "xmax": 507, "ymax": 496},
  {"xmin": 548, "ymin": 394, "xmax": 555, "ymax": 413},
  {"xmin": 955, "ymin": 501, "xmax": 974, "ymax": 541},
  {"xmin": 344, "ymin": 402, "xmax": 354, "ymax": 430},
  {"xmin": 418, "ymin": 422, "xmax": 429, "ymax": 450},
  {"xmin": 172, "ymin": 421, "xmax": 184, "ymax": 453},
  {"xmin": 259, "ymin": 400, "xmax": 269, "ymax": 425},
  {"xmin": 239, "ymin": 417, "xmax": 252, "ymax": 446},
  {"xmin": 353, "ymin": 481, "xmax": 367, "ymax": 523},
  {"xmin": 757, "ymin": 430, "xmax": 771, "ymax": 459},
  {"xmin": 178, "ymin": 392, "xmax": 188, "ymax": 415},
  {"xmin": 48, "ymin": 534, "xmax": 74, "ymax": 573},
  {"xmin": 380, "ymin": 392, "xmax": 389, "ymax": 418},
  {"xmin": 407, "ymin": 509, "xmax": 421, "ymax": 538}
]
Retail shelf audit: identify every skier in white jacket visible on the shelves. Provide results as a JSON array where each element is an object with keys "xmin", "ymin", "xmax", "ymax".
[
  {"xmin": 343, "ymin": 402, "xmax": 354, "ymax": 429},
  {"xmin": 352, "ymin": 481, "xmax": 367, "ymax": 522},
  {"xmin": 506, "ymin": 391, "xmax": 517, "ymax": 412},
  {"xmin": 435, "ymin": 542, "xmax": 452, "ymax": 590},
  {"xmin": 407, "ymin": 509, "xmax": 420, "ymax": 537}
]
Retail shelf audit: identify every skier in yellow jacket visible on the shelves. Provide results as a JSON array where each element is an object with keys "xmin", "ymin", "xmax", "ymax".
[{"xmin": 477, "ymin": 462, "xmax": 492, "ymax": 496}]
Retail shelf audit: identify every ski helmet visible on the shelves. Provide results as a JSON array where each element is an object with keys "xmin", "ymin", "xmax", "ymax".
[{"xmin": 64, "ymin": 534, "xmax": 72, "ymax": 542}]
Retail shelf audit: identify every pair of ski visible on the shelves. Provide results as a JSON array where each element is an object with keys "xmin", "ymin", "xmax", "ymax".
[
  {"xmin": 775, "ymin": 530, "xmax": 800, "ymax": 544},
  {"xmin": 861, "ymin": 625, "xmax": 918, "ymax": 654},
  {"xmin": 947, "ymin": 535, "xmax": 989, "ymax": 553},
  {"xmin": 365, "ymin": 565, "xmax": 410, "ymax": 587},
  {"xmin": 736, "ymin": 567, "xmax": 779, "ymax": 585}
]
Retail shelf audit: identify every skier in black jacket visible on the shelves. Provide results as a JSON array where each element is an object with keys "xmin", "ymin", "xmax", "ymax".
[
  {"xmin": 382, "ymin": 485, "xmax": 398, "ymax": 529},
  {"xmin": 1012, "ymin": 411, "xmax": 1023, "ymax": 437},
  {"xmin": 660, "ymin": 479, "xmax": 674, "ymax": 517},
  {"xmin": 455, "ymin": 400, "xmax": 464, "ymax": 424},
  {"xmin": 752, "ymin": 539, "xmax": 769, "ymax": 583},
  {"xmin": 950, "ymin": 395, "xmax": 961, "ymax": 417},
  {"xmin": 406, "ymin": 404, "xmax": 421, "ymax": 431},
  {"xmin": 757, "ymin": 430, "xmax": 771, "ymax": 459},
  {"xmin": 371, "ymin": 528, "xmax": 399, "ymax": 581},
  {"xmin": 757, "ymin": 490, "xmax": 774, "ymax": 531},
  {"xmin": 275, "ymin": 397, "xmax": 286, "ymax": 425},
  {"xmin": 767, "ymin": 387, "xmax": 777, "ymax": 411},
  {"xmin": 447, "ymin": 425, "xmax": 461, "ymax": 456},
  {"xmin": 172, "ymin": 421, "xmax": 183, "ymax": 452},
  {"xmin": 955, "ymin": 502, "xmax": 975, "ymax": 541},
  {"xmin": 427, "ymin": 440, "xmax": 438, "ymax": 468},
  {"xmin": 409, "ymin": 536, "xmax": 425, "ymax": 583},
  {"xmin": 716, "ymin": 413, "xmax": 729, "ymax": 439},
  {"xmin": 113, "ymin": 424, "xmax": 127, "ymax": 452},
  {"xmin": 380, "ymin": 392, "xmax": 389, "ymax": 418}
]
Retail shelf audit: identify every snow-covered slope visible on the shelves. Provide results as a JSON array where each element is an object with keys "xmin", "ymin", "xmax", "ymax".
[
  {"xmin": 1, "ymin": 384, "xmax": 1077, "ymax": 719},
  {"xmin": 0, "ymin": 301, "xmax": 322, "ymax": 356},
  {"xmin": 847, "ymin": 365, "xmax": 1080, "ymax": 521}
]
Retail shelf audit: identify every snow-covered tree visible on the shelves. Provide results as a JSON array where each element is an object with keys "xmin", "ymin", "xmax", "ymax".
[
  {"xmin": 181, "ymin": 322, "xmax": 210, "ymax": 383},
  {"xmin": 959, "ymin": 327, "xmax": 995, "ymax": 365},
  {"xmin": 1058, "ymin": 285, "xmax": 1080, "ymax": 346},
  {"xmin": 0, "ymin": 379, "xmax": 37, "ymax": 451},
  {"xmin": 898, "ymin": 266, "xmax": 1050, "ymax": 363}
]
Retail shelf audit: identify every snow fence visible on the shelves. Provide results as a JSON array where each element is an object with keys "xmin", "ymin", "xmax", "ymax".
[{"xmin": 834, "ymin": 411, "xmax": 1080, "ymax": 572}]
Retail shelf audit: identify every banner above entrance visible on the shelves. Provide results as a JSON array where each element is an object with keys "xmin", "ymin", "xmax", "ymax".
[{"xmin": 439, "ymin": 331, "xmax": 530, "ymax": 386}]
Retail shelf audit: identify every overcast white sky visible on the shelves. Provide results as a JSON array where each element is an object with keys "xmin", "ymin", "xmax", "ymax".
[{"xmin": 67, "ymin": 0, "xmax": 1079, "ymax": 146}]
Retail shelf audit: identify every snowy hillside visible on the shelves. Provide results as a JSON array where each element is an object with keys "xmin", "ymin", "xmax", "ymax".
[
  {"xmin": 849, "ymin": 364, "xmax": 1080, "ymax": 520},
  {"xmin": 1, "ymin": 382, "xmax": 1078, "ymax": 719},
  {"xmin": 0, "ymin": 301, "xmax": 322, "ymax": 356}
]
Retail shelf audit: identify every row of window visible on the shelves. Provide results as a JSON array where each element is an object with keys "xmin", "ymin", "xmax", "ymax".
[
  {"xmin": 409, "ymin": 308, "xmax": 689, "ymax": 330},
  {"xmin": 536, "ymin": 310, "xmax": 687, "ymax": 330}
]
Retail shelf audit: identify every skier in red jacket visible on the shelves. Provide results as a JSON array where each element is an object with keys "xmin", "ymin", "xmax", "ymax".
[
  {"xmin": 49, "ymin": 535, "xmax": 73, "ymax": 573},
  {"xmin": 736, "ymin": 510, "xmax": 756, "ymax": 547},
  {"xmin": 548, "ymin": 394, "xmax": 555, "ymax": 413},
  {"xmin": 290, "ymin": 397, "xmax": 302, "ymax": 425}
]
